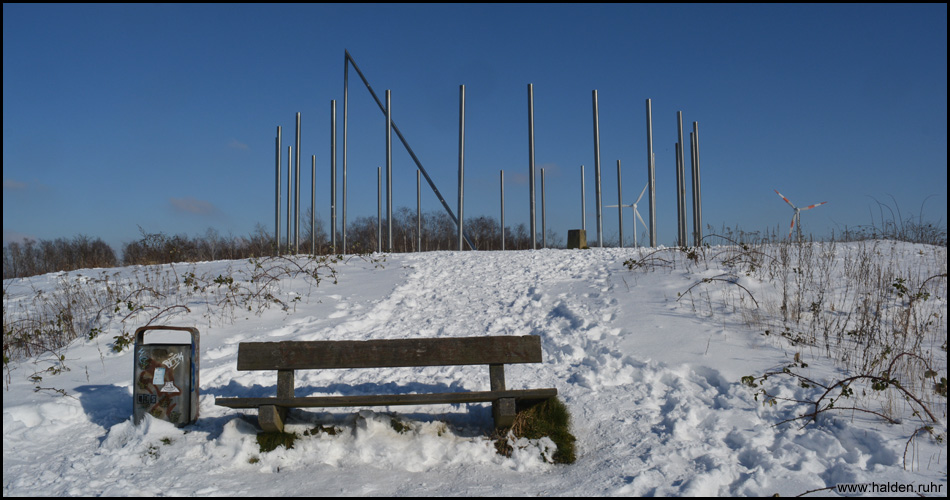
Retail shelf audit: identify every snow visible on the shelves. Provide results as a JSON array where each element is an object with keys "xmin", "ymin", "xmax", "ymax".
[{"xmin": 3, "ymin": 244, "xmax": 947, "ymax": 496}]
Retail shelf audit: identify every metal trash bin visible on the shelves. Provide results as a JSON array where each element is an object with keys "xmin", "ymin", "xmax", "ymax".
[{"xmin": 133, "ymin": 326, "xmax": 199, "ymax": 427}]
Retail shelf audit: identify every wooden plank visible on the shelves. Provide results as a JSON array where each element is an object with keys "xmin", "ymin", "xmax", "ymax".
[
  {"xmin": 258, "ymin": 405, "xmax": 286, "ymax": 433},
  {"xmin": 237, "ymin": 336, "xmax": 544, "ymax": 371},
  {"xmin": 215, "ymin": 388, "xmax": 557, "ymax": 409}
]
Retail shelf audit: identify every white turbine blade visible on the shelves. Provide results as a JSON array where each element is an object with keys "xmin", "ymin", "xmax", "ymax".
[
  {"xmin": 635, "ymin": 183, "xmax": 648, "ymax": 204},
  {"xmin": 788, "ymin": 213, "xmax": 796, "ymax": 238},
  {"xmin": 635, "ymin": 207, "xmax": 647, "ymax": 230},
  {"xmin": 800, "ymin": 201, "xmax": 828, "ymax": 211},
  {"xmin": 774, "ymin": 189, "xmax": 797, "ymax": 209}
]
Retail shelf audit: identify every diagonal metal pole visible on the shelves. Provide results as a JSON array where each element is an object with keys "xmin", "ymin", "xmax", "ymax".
[{"xmin": 345, "ymin": 50, "xmax": 475, "ymax": 250}]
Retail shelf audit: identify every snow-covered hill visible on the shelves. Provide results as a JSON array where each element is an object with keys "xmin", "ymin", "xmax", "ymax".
[{"xmin": 3, "ymin": 244, "xmax": 947, "ymax": 496}]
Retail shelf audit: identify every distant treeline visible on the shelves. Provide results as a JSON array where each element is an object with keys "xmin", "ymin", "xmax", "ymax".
[{"xmin": 3, "ymin": 208, "xmax": 561, "ymax": 279}]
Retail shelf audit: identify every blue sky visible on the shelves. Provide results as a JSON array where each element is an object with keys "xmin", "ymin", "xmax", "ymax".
[{"xmin": 3, "ymin": 4, "xmax": 947, "ymax": 251}]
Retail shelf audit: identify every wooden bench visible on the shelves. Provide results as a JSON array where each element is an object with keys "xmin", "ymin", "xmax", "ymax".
[{"xmin": 215, "ymin": 335, "xmax": 557, "ymax": 433}]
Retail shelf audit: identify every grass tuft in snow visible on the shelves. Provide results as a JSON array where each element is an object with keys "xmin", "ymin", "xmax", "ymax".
[
  {"xmin": 256, "ymin": 431, "xmax": 299, "ymax": 453},
  {"xmin": 494, "ymin": 397, "xmax": 577, "ymax": 464}
]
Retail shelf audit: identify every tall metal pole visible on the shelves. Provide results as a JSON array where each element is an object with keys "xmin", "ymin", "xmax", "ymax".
[
  {"xmin": 287, "ymin": 145, "xmax": 292, "ymax": 252},
  {"xmin": 617, "ymin": 160, "xmax": 623, "ymax": 248},
  {"xmin": 541, "ymin": 168, "xmax": 548, "ymax": 248},
  {"xmin": 581, "ymin": 165, "xmax": 586, "ymax": 232},
  {"xmin": 593, "ymin": 90, "xmax": 603, "ymax": 248},
  {"xmin": 385, "ymin": 90, "xmax": 392, "ymax": 253},
  {"xmin": 528, "ymin": 83, "xmax": 537, "ymax": 250},
  {"xmin": 275, "ymin": 126, "xmax": 281, "ymax": 256},
  {"xmin": 676, "ymin": 111, "xmax": 687, "ymax": 247},
  {"xmin": 500, "ymin": 170, "xmax": 505, "ymax": 251},
  {"xmin": 295, "ymin": 112, "xmax": 301, "ymax": 254},
  {"xmin": 417, "ymin": 170, "xmax": 422, "ymax": 252},
  {"xmin": 646, "ymin": 99, "xmax": 657, "ymax": 247},
  {"xmin": 330, "ymin": 100, "xmax": 337, "ymax": 254},
  {"xmin": 692, "ymin": 122, "xmax": 702, "ymax": 246},
  {"xmin": 342, "ymin": 53, "xmax": 349, "ymax": 254},
  {"xmin": 377, "ymin": 167, "xmax": 382, "ymax": 253},
  {"xmin": 689, "ymin": 132, "xmax": 696, "ymax": 246},
  {"xmin": 311, "ymin": 155, "xmax": 316, "ymax": 255},
  {"xmin": 457, "ymin": 85, "xmax": 465, "ymax": 251}
]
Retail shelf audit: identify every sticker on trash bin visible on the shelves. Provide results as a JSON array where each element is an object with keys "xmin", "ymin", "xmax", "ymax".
[
  {"xmin": 160, "ymin": 381, "xmax": 180, "ymax": 394},
  {"xmin": 152, "ymin": 367, "xmax": 166, "ymax": 385}
]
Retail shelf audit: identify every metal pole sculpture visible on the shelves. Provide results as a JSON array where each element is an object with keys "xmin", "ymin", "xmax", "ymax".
[
  {"xmin": 692, "ymin": 122, "xmax": 703, "ymax": 246},
  {"xmin": 377, "ymin": 167, "xmax": 382, "ymax": 252},
  {"xmin": 617, "ymin": 160, "xmax": 623, "ymax": 248},
  {"xmin": 500, "ymin": 170, "xmax": 505, "ymax": 251},
  {"xmin": 646, "ymin": 99, "xmax": 657, "ymax": 247},
  {"xmin": 295, "ymin": 112, "xmax": 301, "ymax": 254},
  {"xmin": 676, "ymin": 112, "xmax": 687, "ymax": 247},
  {"xmin": 275, "ymin": 126, "xmax": 281, "ymax": 256},
  {"xmin": 385, "ymin": 90, "xmax": 393, "ymax": 253},
  {"xmin": 581, "ymin": 165, "xmax": 586, "ymax": 232},
  {"xmin": 342, "ymin": 53, "xmax": 349, "ymax": 254},
  {"xmin": 458, "ymin": 84, "xmax": 465, "ymax": 251},
  {"xmin": 417, "ymin": 170, "xmax": 422, "ymax": 252},
  {"xmin": 311, "ymin": 155, "xmax": 316, "ymax": 255},
  {"xmin": 343, "ymin": 50, "xmax": 474, "ymax": 249},
  {"xmin": 331, "ymin": 100, "xmax": 337, "ymax": 254},
  {"xmin": 287, "ymin": 145, "xmax": 292, "ymax": 252},
  {"xmin": 541, "ymin": 168, "xmax": 546, "ymax": 248},
  {"xmin": 528, "ymin": 83, "xmax": 537, "ymax": 250},
  {"xmin": 593, "ymin": 90, "xmax": 603, "ymax": 247}
]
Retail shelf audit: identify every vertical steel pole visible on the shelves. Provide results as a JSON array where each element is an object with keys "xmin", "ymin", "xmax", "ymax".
[
  {"xmin": 287, "ymin": 145, "xmax": 292, "ymax": 252},
  {"xmin": 331, "ymin": 100, "xmax": 337, "ymax": 254},
  {"xmin": 458, "ymin": 84, "xmax": 465, "ymax": 251},
  {"xmin": 542, "ymin": 168, "xmax": 547, "ymax": 248},
  {"xmin": 417, "ymin": 170, "xmax": 422, "ymax": 252},
  {"xmin": 581, "ymin": 165, "xmax": 586, "ymax": 232},
  {"xmin": 295, "ymin": 112, "xmax": 301, "ymax": 253},
  {"xmin": 593, "ymin": 90, "xmax": 603, "ymax": 247},
  {"xmin": 528, "ymin": 84, "xmax": 537, "ymax": 250},
  {"xmin": 692, "ymin": 122, "xmax": 702, "ymax": 246},
  {"xmin": 311, "ymin": 155, "xmax": 316, "ymax": 255},
  {"xmin": 342, "ymin": 53, "xmax": 349, "ymax": 254},
  {"xmin": 377, "ymin": 167, "xmax": 382, "ymax": 253},
  {"xmin": 617, "ymin": 160, "xmax": 623, "ymax": 248},
  {"xmin": 676, "ymin": 112, "xmax": 687, "ymax": 247},
  {"xmin": 385, "ymin": 90, "xmax": 392, "ymax": 253},
  {"xmin": 689, "ymin": 132, "xmax": 699, "ymax": 246},
  {"xmin": 275, "ymin": 126, "xmax": 281, "ymax": 256},
  {"xmin": 646, "ymin": 99, "xmax": 657, "ymax": 247},
  {"xmin": 500, "ymin": 170, "xmax": 505, "ymax": 251}
]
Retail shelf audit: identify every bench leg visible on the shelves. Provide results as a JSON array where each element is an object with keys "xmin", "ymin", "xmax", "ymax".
[
  {"xmin": 258, "ymin": 405, "xmax": 287, "ymax": 433},
  {"xmin": 492, "ymin": 397, "xmax": 517, "ymax": 428}
]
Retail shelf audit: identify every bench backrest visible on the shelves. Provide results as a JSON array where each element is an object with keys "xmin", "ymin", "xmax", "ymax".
[{"xmin": 237, "ymin": 335, "xmax": 543, "ymax": 371}]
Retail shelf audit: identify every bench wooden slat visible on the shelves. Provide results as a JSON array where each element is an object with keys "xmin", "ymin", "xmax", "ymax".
[
  {"xmin": 237, "ymin": 336, "xmax": 543, "ymax": 371},
  {"xmin": 216, "ymin": 388, "xmax": 557, "ymax": 409}
]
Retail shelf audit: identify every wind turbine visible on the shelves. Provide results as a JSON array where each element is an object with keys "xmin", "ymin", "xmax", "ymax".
[
  {"xmin": 606, "ymin": 183, "xmax": 649, "ymax": 247},
  {"xmin": 774, "ymin": 189, "xmax": 827, "ymax": 242}
]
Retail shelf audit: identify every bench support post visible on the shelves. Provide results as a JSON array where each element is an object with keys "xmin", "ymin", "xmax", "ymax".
[
  {"xmin": 260, "ymin": 370, "xmax": 294, "ymax": 433},
  {"xmin": 490, "ymin": 364, "xmax": 516, "ymax": 428}
]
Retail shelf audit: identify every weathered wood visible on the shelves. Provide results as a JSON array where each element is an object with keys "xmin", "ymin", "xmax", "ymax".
[
  {"xmin": 277, "ymin": 370, "xmax": 294, "ymax": 398},
  {"xmin": 492, "ymin": 398, "xmax": 517, "ymax": 428},
  {"xmin": 258, "ymin": 405, "xmax": 286, "ymax": 433},
  {"xmin": 237, "ymin": 336, "xmax": 543, "ymax": 371},
  {"xmin": 215, "ymin": 388, "xmax": 558, "ymax": 409},
  {"xmin": 217, "ymin": 335, "xmax": 556, "ymax": 431},
  {"xmin": 489, "ymin": 364, "xmax": 506, "ymax": 391}
]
